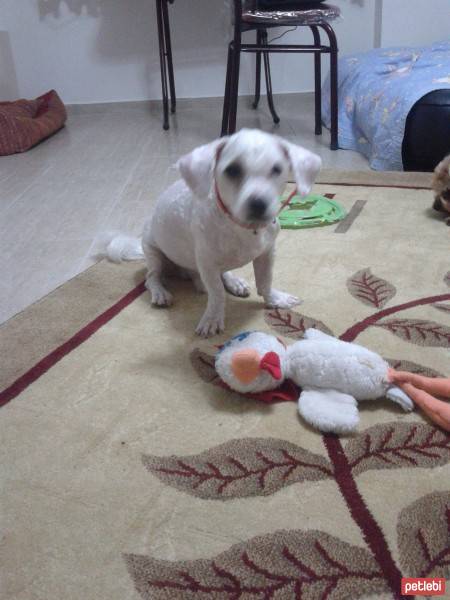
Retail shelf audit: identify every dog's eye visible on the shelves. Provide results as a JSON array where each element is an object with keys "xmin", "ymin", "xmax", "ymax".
[
  {"xmin": 271, "ymin": 164, "xmax": 283, "ymax": 177},
  {"xmin": 224, "ymin": 162, "xmax": 243, "ymax": 179}
]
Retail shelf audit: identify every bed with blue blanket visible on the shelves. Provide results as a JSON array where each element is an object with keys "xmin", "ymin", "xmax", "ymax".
[{"xmin": 322, "ymin": 41, "xmax": 450, "ymax": 170}]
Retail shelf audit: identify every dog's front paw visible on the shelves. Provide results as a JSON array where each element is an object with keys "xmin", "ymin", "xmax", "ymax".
[
  {"xmin": 151, "ymin": 287, "xmax": 173, "ymax": 307},
  {"xmin": 195, "ymin": 312, "xmax": 225, "ymax": 338},
  {"xmin": 265, "ymin": 289, "xmax": 301, "ymax": 309},
  {"xmin": 223, "ymin": 273, "xmax": 251, "ymax": 298}
]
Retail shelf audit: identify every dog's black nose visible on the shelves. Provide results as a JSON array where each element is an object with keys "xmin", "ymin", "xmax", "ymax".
[{"xmin": 248, "ymin": 197, "xmax": 267, "ymax": 219}]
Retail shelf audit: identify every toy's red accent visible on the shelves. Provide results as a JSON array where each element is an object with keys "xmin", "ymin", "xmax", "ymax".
[
  {"xmin": 217, "ymin": 376, "xmax": 299, "ymax": 404},
  {"xmin": 248, "ymin": 379, "xmax": 298, "ymax": 403},
  {"xmin": 259, "ymin": 351, "xmax": 282, "ymax": 380}
]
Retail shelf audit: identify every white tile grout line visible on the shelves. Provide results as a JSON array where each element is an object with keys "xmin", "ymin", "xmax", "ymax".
[
  {"xmin": 0, "ymin": 164, "xmax": 53, "ymax": 218},
  {"xmin": 0, "ymin": 165, "xmax": 17, "ymax": 185}
]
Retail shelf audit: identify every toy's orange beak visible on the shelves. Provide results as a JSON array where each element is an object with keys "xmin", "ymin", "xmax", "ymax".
[
  {"xmin": 231, "ymin": 350, "xmax": 282, "ymax": 384},
  {"xmin": 231, "ymin": 349, "xmax": 261, "ymax": 384},
  {"xmin": 260, "ymin": 351, "xmax": 282, "ymax": 380}
]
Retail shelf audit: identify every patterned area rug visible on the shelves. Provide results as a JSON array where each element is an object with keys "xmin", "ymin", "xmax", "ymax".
[{"xmin": 1, "ymin": 172, "xmax": 449, "ymax": 600}]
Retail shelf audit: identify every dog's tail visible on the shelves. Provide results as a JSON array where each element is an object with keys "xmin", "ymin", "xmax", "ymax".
[{"xmin": 99, "ymin": 232, "xmax": 145, "ymax": 263}]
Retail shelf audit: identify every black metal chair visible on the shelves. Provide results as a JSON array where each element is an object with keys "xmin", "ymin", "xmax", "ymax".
[
  {"xmin": 155, "ymin": 0, "xmax": 176, "ymax": 130},
  {"xmin": 221, "ymin": 1, "xmax": 340, "ymax": 149}
]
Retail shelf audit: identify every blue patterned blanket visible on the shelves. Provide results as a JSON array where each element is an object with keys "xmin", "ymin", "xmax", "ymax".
[{"xmin": 322, "ymin": 41, "xmax": 450, "ymax": 170}]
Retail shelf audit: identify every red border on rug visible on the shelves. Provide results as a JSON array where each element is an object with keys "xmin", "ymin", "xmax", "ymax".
[
  {"xmin": 318, "ymin": 182, "xmax": 430, "ymax": 190},
  {"xmin": 0, "ymin": 281, "xmax": 146, "ymax": 408}
]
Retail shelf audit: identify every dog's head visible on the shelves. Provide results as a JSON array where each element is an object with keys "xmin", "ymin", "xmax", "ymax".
[{"xmin": 177, "ymin": 129, "xmax": 321, "ymax": 225}]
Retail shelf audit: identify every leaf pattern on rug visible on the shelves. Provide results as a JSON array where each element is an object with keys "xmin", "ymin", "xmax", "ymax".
[
  {"xmin": 374, "ymin": 318, "xmax": 450, "ymax": 347},
  {"xmin": 125, "ymin": 529, "xmax": 388, "ymax": 600},
  {"xmin": 344, "ymin": 423, "xmax": 450, "ymax": 476},
  {"xmin": 433, "ymin": 303, "xmax": 450, "ymax": 314},
  {"xmin": 264, "ymin": 308, "xmax": 334, "ymax": 339},
  {"xmin": 142, "ymin": 438, "xmax": 333, "ymax": 499},
  {"xmin": 385, "ymin": 358, "xmax": 445, "ymax": 378},
  {"xmin": 129, "ymin": 267, "xmax": 450, "ymax": 599},
  {"xmin": 347, "ymin": 268, "xmax": 396, "ymax": 309},
  {"xmin": 397, "ymin": 492, "xmax": 450, "ymax": 579},
  {"xmin": 190, "ymin": 348, "xmax": 222, "ymax": 386}
]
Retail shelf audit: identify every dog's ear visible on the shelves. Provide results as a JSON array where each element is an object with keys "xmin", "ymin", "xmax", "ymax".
[
  {"xmin": 434, "ymin": 156, "xmax": 450, "ymax": 181},
  {"xmin": 279, "ymin": 140, "xmax": 322, "ymax": 197},
  {"xmin": 177, "ymin": 138, "xmax": 228, "ymax": 197}
]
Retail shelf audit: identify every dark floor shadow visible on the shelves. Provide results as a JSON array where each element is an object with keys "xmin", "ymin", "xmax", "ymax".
[{"xmin": 425, "ymin": 206, "xmax": 448, "ymax": 224}]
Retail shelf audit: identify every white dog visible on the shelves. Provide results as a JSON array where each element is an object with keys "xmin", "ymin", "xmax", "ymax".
[{"xmin": 105, "ymin": 129, "xmax": 321, "ymax": 337}]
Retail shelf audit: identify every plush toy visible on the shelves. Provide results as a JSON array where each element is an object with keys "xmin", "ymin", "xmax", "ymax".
[{"xmin": 215, "ymin": 330, "xmax": 450, "ymax": 434}]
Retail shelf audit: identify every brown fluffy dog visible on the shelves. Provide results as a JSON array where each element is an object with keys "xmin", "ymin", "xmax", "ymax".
[{"xmin": 432, "ymin": 155, "xmax": 450, "ymax": 225}]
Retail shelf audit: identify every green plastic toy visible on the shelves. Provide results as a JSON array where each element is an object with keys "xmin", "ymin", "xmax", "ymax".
[{"xmin": 279, "ymin": 193, "xmax": 346, "ymax": 229}]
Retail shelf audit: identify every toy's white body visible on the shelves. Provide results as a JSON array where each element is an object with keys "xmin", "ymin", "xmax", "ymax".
[
  {"xmin": 216, "ymin": 329, "xmax": 413, "ymax": 434},
  {"xmin": 285, "ymin": 329, "xmax": 388, "ymax": 400}
]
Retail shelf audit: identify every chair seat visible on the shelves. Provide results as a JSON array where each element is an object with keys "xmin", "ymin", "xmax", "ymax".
[
  {"xmin": 242, "ymin": 3, "xmax": 340, "ymax": 25},
  {"xmin": 223, "ymin": 0, "xmax": 339, "ymax": 149}
]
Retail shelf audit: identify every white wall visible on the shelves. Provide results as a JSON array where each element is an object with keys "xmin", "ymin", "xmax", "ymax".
[
  {"xmin": 0, "ymin": 30, "xmax": 19, "ymax": 100},
  {"xmin": 0, "ymin": 0, "xmax": 448, "ymax": 105},
  {"xmin": 381, "ymin": 0, "xmax": 450, "ymax": 48}
]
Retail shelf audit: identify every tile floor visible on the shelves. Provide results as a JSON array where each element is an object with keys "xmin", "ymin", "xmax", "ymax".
[{"xmin": 0, "ymin": 93, "xmax": 369, "ymax": 324}]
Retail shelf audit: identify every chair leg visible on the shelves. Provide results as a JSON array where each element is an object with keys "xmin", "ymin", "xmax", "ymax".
[
  {"xmin": 253, "ymin": 30, "xmax": 262, "ymax": 109},
  {"xmin": 155, "ymin": 0, "xmax": 169, "ymax": 130},
  {"xmin": 162, "ymin": 0, "xmax": 176, "ymax": 114},
  {"xmin": 221, "ymin": 44, "xmax": 233, "ymax": 136},
  {"xmin": 310, "ymin": 26, "xmax": 322, "ymax": 136},
  {"xmin": 261, "ymin": 30, "xmax": 280, "ymax": 125},
  {"xmin": 228, "ymin": 37, "xmax": 241, "ymax": 134},
  {"xmin": 321, "ymin": 22, "xmax": 338, "ymax": 150}
]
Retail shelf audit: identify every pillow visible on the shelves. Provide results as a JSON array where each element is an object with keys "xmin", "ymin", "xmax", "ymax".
[{"xmin": 0, "ymin": 90, "xmax": 67, "ymax": 156}]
